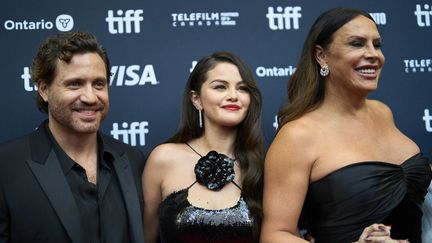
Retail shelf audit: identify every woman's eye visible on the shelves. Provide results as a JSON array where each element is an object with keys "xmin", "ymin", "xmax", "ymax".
[
  {"xmin": 238, "ymin": 86, "xmax": 250, "ymax": 92},
  {"xmin": 350, "ymin": 41, "xmax": 363, "ymax": 47}
]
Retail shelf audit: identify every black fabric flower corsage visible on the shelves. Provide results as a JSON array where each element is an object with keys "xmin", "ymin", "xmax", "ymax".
[{"xmin": 194, "ymin": 151, "xmax": 235, "ymax": 191}]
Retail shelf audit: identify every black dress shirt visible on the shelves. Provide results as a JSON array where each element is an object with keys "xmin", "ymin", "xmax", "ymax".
[{"xmin": 46, "ymin": 125, "xmax": 131, "ymax": 243}]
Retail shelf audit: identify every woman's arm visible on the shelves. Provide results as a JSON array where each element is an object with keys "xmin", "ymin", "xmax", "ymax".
[
  {"xmin": 260, "ymin": 122, "xmax": 315, "ymax": 243},
  {"xmin": 142, "ymin": 145, "xmax": 167, "ymax": 243}
]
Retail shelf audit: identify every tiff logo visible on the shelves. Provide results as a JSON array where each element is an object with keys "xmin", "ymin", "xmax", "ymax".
[
  {"xmin": 111, "ymin": 121, "xmax": 149, "ymax": 146},
  {"xmin": 22, "ymin": 67, "xmax": 37, "ymax": 91},
  {"xmin": 423, "ymin": 109, "xmax": 432, "ymax": 132},
  {"xmin": 414, "ymin": 4, "xmax": 432, "ymax": 27},
  {"xmin": 106, "ymin": 9, "xmax": 144, "ymax": 34},
  {"xmin": 266, "ymin": 6, "xmax": 301, "ymax": 30}
]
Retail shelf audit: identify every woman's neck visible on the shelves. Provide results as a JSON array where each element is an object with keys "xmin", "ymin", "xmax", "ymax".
[{"xmin": 191, "ymin": 125, "xmax": 237, "ymax": 158}]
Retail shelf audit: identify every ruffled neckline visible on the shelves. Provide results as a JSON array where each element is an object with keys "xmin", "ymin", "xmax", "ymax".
[{"xmin": 311, "ymin": 152, "xmax": 424, "ymax": 185}]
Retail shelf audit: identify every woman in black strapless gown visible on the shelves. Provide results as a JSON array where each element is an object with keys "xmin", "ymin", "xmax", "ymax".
[
  {"xmin": 261, "ymin": 7, "xmax": 432, "ymax": 243},
  {"xmin": 142, "ymin": 51, "xmax": 264, "ymax": 243},
  {"xmin": 303, "ymin": 153, "xmax": 431, "ymax": 242}
]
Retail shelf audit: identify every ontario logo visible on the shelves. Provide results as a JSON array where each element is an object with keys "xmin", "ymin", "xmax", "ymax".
[
  {"xmin": 256, "ymin": 65, "xmax": 296, "ymax": 78},
  {"xmin": 4, "ymin": 14, "xmax": 74, "ymax": 31}
]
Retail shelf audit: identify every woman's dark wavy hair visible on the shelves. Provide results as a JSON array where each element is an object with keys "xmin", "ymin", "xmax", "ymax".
[
  {"xmin": 167, "ymin": 51, "xmax": 264, "ymax": 241},
  {"xmin": 30, "ymin": 31, "xmax": 111, "ymax": 113},
  {"xmin": 278, "ymin": 7, "xmax": 376, "ymax": 128}
]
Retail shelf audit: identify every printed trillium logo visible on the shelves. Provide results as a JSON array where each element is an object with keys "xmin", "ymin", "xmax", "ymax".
[{"xmin": 56, "ymin": 14, "xmax": 74, "ymax": 31}]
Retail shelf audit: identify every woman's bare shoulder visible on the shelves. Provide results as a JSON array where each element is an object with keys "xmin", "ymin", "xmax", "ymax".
[
  {"xmin": 146, "ymin": 143, "xmax": 189, "ymax": 168},
  {"xmin": 367, "ymin": 99, "xmax": 394, "ymax": 119},
  {"xmin": 277, "ymin": 113, "xmax": 321, "ymax": 144},
  {"xmin": 270, "ymin": 115, "xmax": 320, "ymax": 167}
]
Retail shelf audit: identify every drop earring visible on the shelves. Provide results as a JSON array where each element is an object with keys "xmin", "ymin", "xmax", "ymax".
[{"xmin": 198, "ymin": 109, "xmax": 203, "ymax": 128}]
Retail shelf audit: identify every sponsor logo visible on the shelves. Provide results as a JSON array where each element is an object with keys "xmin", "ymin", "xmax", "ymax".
[
  {"xmin": 414, "ymin": 4, "xmax": 432, "ymax": 27},
  {"xmin": 4, "ymin": 14, "xmax": 74, "ymax": 31},
  {"xmin": 106, "ymin": 9, "xmax": 144, "ymax": 34},
  {"xmin": 403, "ymin": 58, "xmax": 432, "ymax": 73},
  {"xmin": 110, "ymin": 64, "xmax": 159, "ymax": 86},
  {"xmin": 256, "ymin": 65, "xmax": 296, "ymax": 77},
  {"xmin": 369, "ymin": 12, "xmax": 387, "ymax": 25},
  {"xmin": 23, "ymin": 64, "xmax": 159, "ymax": 92},
  {"xmin": 22, "ymin": 67, "xmax": 37, "ymax": 92},
  {"xmin": 273, "ymin": 115, "xmax": 278, "ymax": 130},
  {"xmin": 424, "ymin": 109, "xmax": 432, "ymax": 132},
  {"xmin": 266, "ymin": 6, "xmax": 302, "ymax": 30},
  {"xmin": 111, "ymin": 121, "xmax": 149, "ymax": 146},
  {"xmin": 171, "ymin": 12, "xmax": 239, "ymax": 27},
  {"xmin": 190, "ymin": 61, "xmax": 198, "ymax": 72}
]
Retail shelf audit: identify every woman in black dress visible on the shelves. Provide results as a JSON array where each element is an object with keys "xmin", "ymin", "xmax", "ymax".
[
  {"xmin": 142, "ymin": 51, "xmax": 264, "ymax": 243},
  {"xmin": 261, "ymin": 7, "xmax": 432, "ymax": 243}
]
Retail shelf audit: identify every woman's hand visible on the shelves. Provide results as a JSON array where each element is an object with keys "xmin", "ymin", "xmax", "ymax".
[{"xmin": 354, "ymin": 224, "xmax": 409, "ymax": 243}]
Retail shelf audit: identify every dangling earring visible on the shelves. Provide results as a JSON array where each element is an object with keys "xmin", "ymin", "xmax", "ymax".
[
  {"xmin": 198, "ymin": 110, "xmax": 203, "ymax": 128},
  {"xmin": 320, "ymin": 65, "xmax": 329, "ymax": 77}
]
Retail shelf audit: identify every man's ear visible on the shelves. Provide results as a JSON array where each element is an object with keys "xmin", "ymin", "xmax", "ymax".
[
  {"xmin": 314, "ymin": 45, "xmax": 327, "ymax": 67},
  {"xmin": 37, "ymin": 80, "xmax": 49, "ymax": 102}
]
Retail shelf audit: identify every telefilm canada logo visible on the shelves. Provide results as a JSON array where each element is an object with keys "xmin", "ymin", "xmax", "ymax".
[
  {"xmin": 171, "ymin": 11, "xmax": 239, "ymax": 27},
  {"xmin": 403, "ymin": 58, "xmax": 432, "ymax": 73},
  {"xmin": 4, "ymin": 14, "xmax": 74, "ymax": 31}
]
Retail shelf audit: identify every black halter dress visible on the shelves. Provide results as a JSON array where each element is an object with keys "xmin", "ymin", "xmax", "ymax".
[{"xmin": 158, "ymin": 143, "xmax": 255, "ymax": 243}]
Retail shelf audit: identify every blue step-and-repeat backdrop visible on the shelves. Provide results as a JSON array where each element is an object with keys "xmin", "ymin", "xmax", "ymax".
[{"xmin": 1, "ymin": 1, "xmax": 431, "ymax": 158}]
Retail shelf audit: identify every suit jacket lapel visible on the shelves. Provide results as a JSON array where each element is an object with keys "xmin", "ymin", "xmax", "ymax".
[
  {"xmin": 111, "ymin": 152, "xmax": 145, "ymax": 243},
  {"xmin": 27, "ymin": 122, "xmax": 85, "ymax": 243},
  {"xmin": 27, "ymin": 150, "xmax": 86, "ymax": 243}
]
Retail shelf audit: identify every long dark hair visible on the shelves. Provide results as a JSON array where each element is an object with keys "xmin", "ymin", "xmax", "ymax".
[
  {"xmin": 167, "ymin": 51, "xmax": 264, "ymax": 240},
  {"xmin": 278, "ymin": 7, "xmax": 376, "ymax": 127}
]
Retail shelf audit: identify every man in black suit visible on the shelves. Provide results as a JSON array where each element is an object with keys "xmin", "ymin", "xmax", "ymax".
[{"xmin": 0, "ymin": 32, "xmax": 145, "ymax": 243}]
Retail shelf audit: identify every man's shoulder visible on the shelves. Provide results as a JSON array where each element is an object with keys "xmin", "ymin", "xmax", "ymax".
[
  {"xmin": 0, "ymin": 121, "xmax": 49, "ymax": 152},
  {"xmin": 0, "ymin": 132, "xmax": 36, "ymax": 171},
  {"xmin": 100, "ymin": 132, "xmax": 145, "ymax": 159},
  {"xmin": 100, "ymin": 133, "xmax": 146, "ymax": 174},
  {"xmin": 0, "ymin": 132, "xmax": 33, "ymax": 153},
  {"xmin": 101, "ymin": 133, "xmax": 135, "ymax": 150}
]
